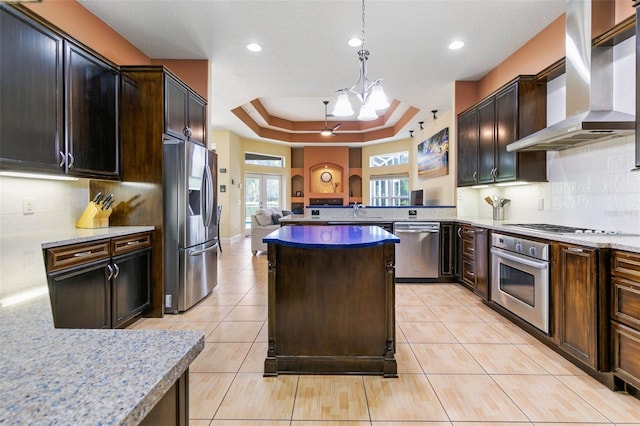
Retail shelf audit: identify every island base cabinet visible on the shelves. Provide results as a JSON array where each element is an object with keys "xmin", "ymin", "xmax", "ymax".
[
  {"xmin": 111, "ymin": 248, "xmax": 151, "ymax": 328},
  {"xmin": 612, "ymin": 323, "xmax": 640, "ymax": 390},
  {"xmin": 140, "ymin": 370, "xmax": 189, "ymax": 426},
  {"xmin": 265, "ymin": 243, "xmax": 397, "ymax": 377}
]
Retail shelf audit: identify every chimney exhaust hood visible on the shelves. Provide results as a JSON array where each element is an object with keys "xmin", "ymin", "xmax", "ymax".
[{"xmin": 507, "ymin": 0, "xmax": 635, "ymax": 152}]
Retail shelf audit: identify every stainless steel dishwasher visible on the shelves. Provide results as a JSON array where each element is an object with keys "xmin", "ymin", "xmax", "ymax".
[{"xmin": 394, "ymin": 222, "xmax": 440, "ymax": 281}]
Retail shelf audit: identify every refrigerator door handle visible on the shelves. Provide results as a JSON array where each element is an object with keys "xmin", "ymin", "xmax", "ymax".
[
  {"xmin": 189, "ymin": 240, "xmax": 219, "ymax": 256},
  {"xmin": 204, "ymin": 164, "xmax": 214, "ymax": 228}
]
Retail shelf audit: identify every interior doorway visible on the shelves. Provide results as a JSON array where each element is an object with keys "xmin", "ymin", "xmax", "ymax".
[{"xmin": 244, "ymin": 173, "xmax": 282, "ymax": 234}]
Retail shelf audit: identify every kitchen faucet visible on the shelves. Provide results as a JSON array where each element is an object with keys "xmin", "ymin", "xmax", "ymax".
[{"xmin": 353, "ymin": 202, "xmax": 361, "ymax": 217}]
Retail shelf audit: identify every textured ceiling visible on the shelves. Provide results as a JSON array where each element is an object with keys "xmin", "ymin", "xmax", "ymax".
[{"xmin": 78, "ymin": 0, "xmax": 566, "ymax": 145}]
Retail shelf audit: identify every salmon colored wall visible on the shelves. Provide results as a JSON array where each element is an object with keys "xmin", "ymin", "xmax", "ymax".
[
  {"xmin": 478, "ymin": 15, "xmax": 565, "ymax": 100},
  {"xmin": 615, "ymin": 0, "xmax": 635, "ymax": 23},
  {"xmin": 304, "ymin": 147, "xmax": 349, "ymax": 204},
  {"xmin": 151, "ymin": 59, "xmax": 209, "ymax": 100},
  {"xmin": 454, "ymin": 81, "xmax": 480, "ymax": 116},
  {"xmin": 25, "ymin": 0, "xmax": 149, "ymax": 65},
  {"xmin": 25, "ymin": 0, "xmax": 208, "ymax": 100}
]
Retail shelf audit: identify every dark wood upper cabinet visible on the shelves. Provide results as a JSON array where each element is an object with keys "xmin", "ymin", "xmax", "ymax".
[
  {"xmin": 165, "ymin": 74, "xmax": 207, "ymax": 145},
  {"xmin": 0, "ymin": 5, "xmax": 119, "ymax": 180},
  {"xmin": 64, "ymin": 41, "xmax": 120, "ymax": 179},
  {"xmin": 456, "ymin": 76, "xmax": 547, "ymax": 186},
  {"xmin": 0, "ymin": 6, "xmax": 63, "ymax": 173}
]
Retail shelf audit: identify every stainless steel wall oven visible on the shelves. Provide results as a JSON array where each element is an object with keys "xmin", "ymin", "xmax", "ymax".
[{"xmin": 491, "ymin": 233, "xmax": 550, "ymax": 333}]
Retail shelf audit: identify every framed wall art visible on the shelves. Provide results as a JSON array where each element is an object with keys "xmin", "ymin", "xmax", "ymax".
[{"xmin": 417, "ymin": 127, "xmax": 449, "ymax": 178}]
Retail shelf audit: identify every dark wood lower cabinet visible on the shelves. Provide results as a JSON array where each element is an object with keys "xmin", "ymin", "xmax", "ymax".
[
  {"xmin": 48, "ymin": 260, "xmax": 111, "ymax": 329},
  {"xmin": 459, "ymin": 225, "xmax": 488, "ymax": 300},
  {"xmin": 553, "ymin": 243, "xmax": 609, "ymax": 372},
  {"xmin": 45, "ymin": 232, "xmax": 152, "ymax": 329},
  {"xmin": 439, "ymin": 222, "xmax": 456, "ymax": 281},
  {"xmin": 140, "ymin": 370, "xmax": 189, "ymax": 426}
]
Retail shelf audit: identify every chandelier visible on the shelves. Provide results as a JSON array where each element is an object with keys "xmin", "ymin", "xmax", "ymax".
[{"xmin": 332, "ymin": 0, "xmax": 389, "ymax": 121}]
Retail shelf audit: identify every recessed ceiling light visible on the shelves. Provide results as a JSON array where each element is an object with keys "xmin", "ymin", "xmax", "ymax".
[
  {"xmin": 448, "ymin": 40, "xmax": 464, "ymax": 50},
  {"xmin": 348, "ymin": 37, "xmax": 362, "ymax": 47},
  {"xmin": 246, "ymin": 43, "xmax": 262, "ymax": 52}
]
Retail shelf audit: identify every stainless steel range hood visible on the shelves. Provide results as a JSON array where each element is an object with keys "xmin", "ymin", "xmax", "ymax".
[{"xmin": 507, "ymin": 0, "xmax": 635, "ymax": 152}]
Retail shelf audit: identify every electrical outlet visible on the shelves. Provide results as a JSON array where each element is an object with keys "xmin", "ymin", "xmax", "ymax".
[
  {"xmin": 538, "ymin": 199, "xmax": 544, "ymax": 211},
  {"xmin": 23, "ymin": 197, "xmax": 34, "ymax": 215}
]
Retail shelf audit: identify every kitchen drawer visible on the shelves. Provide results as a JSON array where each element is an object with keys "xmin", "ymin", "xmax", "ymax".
[
  {"xmin": 46, "ymin": 240, "xmax": 110, "ymax": 272},
  {"xmin": 612, "ymin": 322, "xmax": 640, "ymax": 390},
  {"xmin": 112, "ymin": 232, "xmax": 152, "ymax": 256},
  {"xmin": 612, "ymin": 250, "xmax": 640, "ymax": 282},
  {"xmin": 612, "ymin": 276, "xmax": 640, "ymax": 329},
  {"xmin": 462, "ymin": 257, "xmax": 475, "ymax": 288},
  {"xmin": 462, "ymin": 236, "xmax": 475, "ymax": 258}
]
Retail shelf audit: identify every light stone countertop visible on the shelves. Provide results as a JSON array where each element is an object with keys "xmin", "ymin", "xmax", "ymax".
[{"xmin": 0, "ymin": 294, "xmax": 204, "ymax": 425}]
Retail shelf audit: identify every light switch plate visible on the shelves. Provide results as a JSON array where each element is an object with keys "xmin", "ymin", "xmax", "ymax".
[{"xmin": 23, "ymin": 197, "xmax": 34, "ymax": 215}]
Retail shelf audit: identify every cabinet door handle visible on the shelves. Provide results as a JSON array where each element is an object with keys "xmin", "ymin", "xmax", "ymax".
[
  {"xmin": 112, "ymin": 263, "xmax": 120, "ymax": 279},
  {"xmin": 567, "ymin": 247, "xmax": 584, "ymax": 253},
  {"xmin": 494, "ymin": 167, "xmax": 499, "ymax": 179},
  {"xmin": 59, "ymin": 151, "xmax": 66, "ymax": 168},
  {"xmin": 472, "ymin": 171, "xmax": 477, "ymax": 180},
  {"xmin": 106, "ymin": 264, "xmax": 114, "ymax": 280},
  {"xmin": 73, "ymin": 251, "xmax": 93, "ymax": 258},
  {"xmin": 457, "ymin": 228, "xmax": 462, "ymax": 237},
  {"xmin": 67, "ymin": 152, "xmax": 74, "ymax": 169}
]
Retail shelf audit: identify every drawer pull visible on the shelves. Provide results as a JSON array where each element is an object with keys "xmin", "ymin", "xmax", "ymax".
[
  {"xmin": 568, "ymin": 247, "xmax": 584, "ymax": 253},
  {"xmin": 126, "ymin": 241, "xmax": 142, "ymax": 246},
  {"xmin": 73, "ymin": 251, "xmax": 93, "ymax": 258}
]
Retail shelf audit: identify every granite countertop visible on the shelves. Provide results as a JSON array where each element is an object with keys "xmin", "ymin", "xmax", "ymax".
[
  {"xmin": 264, "ymin": 224, "xmax": 400, "ymax": 249},
  {"xmin": 0, "ymin": 295, "xmax": 204, "ymax": 425},
  {"xmin": 457, "ymin": 218, "xmax": 640, "ymax": 254}
]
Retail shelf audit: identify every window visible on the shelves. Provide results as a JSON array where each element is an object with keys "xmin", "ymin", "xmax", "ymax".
[
  {"xmin": 245, "ymin": 152, "xmax": 284, "ymax": 167},
  {"xmin": 369, "ymin": 175, "xmax": 409, "ymax": 206},
  {"xmin": 369, "ymin": 151, "xmax": 409, "ymax": 168}
]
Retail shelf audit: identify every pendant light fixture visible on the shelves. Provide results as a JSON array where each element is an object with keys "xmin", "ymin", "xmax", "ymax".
[{"xmin": 332, "ymin": 0, "xmax": 389, "ymax": 121}]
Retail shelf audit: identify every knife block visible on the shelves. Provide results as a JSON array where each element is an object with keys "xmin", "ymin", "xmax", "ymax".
[{"xmin": 76, "ymin": 202, "xmax": 112, "ymax": 228}]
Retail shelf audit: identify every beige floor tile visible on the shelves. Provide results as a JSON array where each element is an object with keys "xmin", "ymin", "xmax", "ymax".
[
  {"xmin": 489, "ymin": 321, "xmax": 542, "ymax": 344},
  {"xmin": 189, "ymin": 420, "xmax": 212, "ymax": 426},
  {"xmin": 170, "ymin": 321, "xmax": 219, "ymax": 339},
  {"xmin": 215, "ymin": 373, "xmax": 297, "ymax": 420},
  {"xmin": 531, "ymin": 423, "xmax": 610, "ymax": 426},
  {"xmin": 213, "ymin": 283, "xmax": 256, "ymax": 293},
  {"xmin": 411, "ymin": 343, "xmax": 484, "ymax": 374},
  {"xmin": 428, "ymin": 305, "xmax": 483, "ymax": 322},
  {"xmin": 453, "ymin": 423, "xmax": 532, "ymax": 426},
  {"xmin": 398, "ymin": 321, "xmax": 458, "ymax": 343},
  {"xmin": 443, "ymin": 322, "xmax": 512, "ymax": 344},
  {"xmin": 395, "ymin": 305, "xmax": 438, "ymax": 322},
  {"xmin": 555, "ymin": 375, "xmax": 640, "ymax": 423},
  {"xmin": 177, "ymin": 305, "xmax": 235, "ymax": 322},
  {"xmin": 292, "ymin": 422, "xmax": 371, "ymax": 426},
  {"xmin": 256, "ymin": 321, "xmax": 268, "ymax": 342},
  {"xmin": 239, "ymin": 341, "xmax": 268, "ymax": 373},
  {"xmin": 395, "ymin": 343, "xmax": 423, "ymax": 374},
  {"xmin": 207, "ymin": 321, "xmax": 263, "ymax": 342},
  {"xmin": 428, "ymin": 374, "xmax": 529, "ymax": 422},
  {"xmin": 462, "ymin": 303, "xmax": 512, "ymax": 323},
  {"xmin": 374, "ymin": 422, "xmax": 452, "ymax": 426},
  {"xmin": 189, "ymin": 372, "xmax": 235, "ymax": 420},
  {"xmin": 190, "ymin": 342, "xmax": 252, "ymax": 373},
  {"xmin": 463, "ymin": 344, "xmax": 549, "ymax": 374},
  {"xmin": 492, "ymin": 374, "xmax": 610, "ymax": 422},
  {"xmin": 210, "ymin": 422, "xmax": 288, "ymax": 426},
  {"xmin": 293, "ymin": 376, "xmax": 369, "ymax": 421},
  {"xmin": 127, "ymin": 316, "xmax": 177, "ymax": 330},
  {"xmin": 238, "ymin": 292, "xmax": 267, "ymax": 306},
  {"xmin": 224, "ymin": 305, "xmax": 268, "ymax": 321},
  {"xmin": 395, "ymin": 291, "xmax": 427, "ymax": 306},
  {"xmin": 516, "ymin": 343, "xmax": 587, "ymax": 376},
  {"xmin": 364, "ymin": 374, "xmax": 448, "ymax": 421},
  {"xmin": 395, "ymin": 324, "xmax": 407, "ymax": 343},
  {"xmin": 200, "ymin": 292, "xmax": 246, "ymax": 306}
]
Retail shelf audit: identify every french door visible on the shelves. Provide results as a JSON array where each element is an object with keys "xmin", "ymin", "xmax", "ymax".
[{"xmin": 245, "ymin": 173, "xmax": 282, "ymax": 232}]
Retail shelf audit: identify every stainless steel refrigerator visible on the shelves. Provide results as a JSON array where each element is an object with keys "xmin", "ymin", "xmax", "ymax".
[{"xmin": 163, "ymin": 137, "xmax": 218, "ymax": 313}]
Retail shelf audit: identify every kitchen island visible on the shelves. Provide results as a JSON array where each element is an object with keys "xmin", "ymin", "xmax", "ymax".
[
  {"xmin": 263, "ymin": 225, "xmax": 399, "ymax": 377},
  {"xmin": 0, "ymin": 294, "xmax": 203, "ymax": 425}
]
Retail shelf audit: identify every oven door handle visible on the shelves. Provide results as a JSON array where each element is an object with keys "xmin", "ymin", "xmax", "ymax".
[{"xmin": 491, "ymin": 248, "xmax": 548, "ymax": 269}]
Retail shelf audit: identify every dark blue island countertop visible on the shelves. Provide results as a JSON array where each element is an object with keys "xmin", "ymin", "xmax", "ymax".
[{"xmin": 263, "ymin": 225, "xmax": 399, "ymax": 250}]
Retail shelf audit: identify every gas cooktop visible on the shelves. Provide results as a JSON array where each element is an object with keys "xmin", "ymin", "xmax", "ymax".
[{"xmin": 504, "ymin": 223, "xmax": 628, "ymax": 235}]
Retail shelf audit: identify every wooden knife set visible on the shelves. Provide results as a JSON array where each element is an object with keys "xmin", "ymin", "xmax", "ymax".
[{"xmin": 76, "ymin": 192, "xmax": 115, "ymax": 229}]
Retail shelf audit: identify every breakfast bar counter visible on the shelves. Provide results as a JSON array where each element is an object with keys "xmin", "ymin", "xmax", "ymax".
[
  {"xmin": 263, "ymin": 225, "xmax": 399, "ymax": 377},
  {"xmin": 0, "ymin": 295, "xmax": 204, "ymax": 425}
]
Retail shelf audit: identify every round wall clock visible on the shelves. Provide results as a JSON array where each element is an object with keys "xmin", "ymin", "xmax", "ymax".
[{"xmin": 320, "ymin": 171, "xmax": 332, "ymax": 183}]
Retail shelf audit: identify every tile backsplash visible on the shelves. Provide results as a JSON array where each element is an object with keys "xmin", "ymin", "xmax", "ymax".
[
  {"xmin": 0, "ymin": 176, "xmax": 89, "ymax": 237},
  {"xmin": 458, "ymin": 135, "xmax": 640, "ymax": 234}
]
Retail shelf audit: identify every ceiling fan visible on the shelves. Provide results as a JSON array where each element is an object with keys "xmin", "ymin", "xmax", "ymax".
[{"xmin": 319, "ymin": 100, "xmax": 342, "ymax": 136}]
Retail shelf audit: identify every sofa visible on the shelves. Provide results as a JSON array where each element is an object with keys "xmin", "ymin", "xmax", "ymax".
[{"xmin": 250, "ymin": 207, "xmax": 292, "ymax": 255}]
